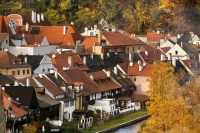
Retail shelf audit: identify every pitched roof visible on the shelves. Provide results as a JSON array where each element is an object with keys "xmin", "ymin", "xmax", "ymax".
[
  {"xmin": 21, "ymin": 14, "xmax": 52, "ymax": 26},
  {"xmin": 139, "ymin": 50, "xmax": 163, "ymax": 63},
  {"xmin": 34, "ymin": 74, "xmax": 65, "ymax": 97},
  {"xmin": 0, "ymin": 51, "xmax": 31, "ymax": 69},
  {"xmin": 82, "ymin": 37, "xmax": 98, "ymax": 52},
  {"xmin": 118, "ymin": 62, "xmax": 153, "ymax": 76},
  {"xmin": 4, "ymin": 86, "xmax": 37, "ymax": 107},
  {"xmin": 181, "ymin": 59, "xmax": 200, "ymax": 75},
  {"xmin": 62, "ymin": 68, "xmax": 100, "ymax": 95},
  {"xmin": 147, "ymin": 32, "xmax": 165, "ymax": 43},
  {"xmin": 85, "ymin": 70, "xmax": 121, "ymax": 91},
  {"xmin": 18, "ymin": 25, "xmax": 84, "ymax": 46},
  {"xmin": 159, "ymin": 47, "xmax": 171, "ymax": 53},
  {"xmin": 35, "ymin": 89, "xmax": 60, "ymax": 108},
  {"xmin": 49, "ymin": 53, "xmax": 89, "ymax": 71},
  {"xmin": 18, "ymin": 55, "xmax": 43, "ymax": 73},
  {"xmin": 2, "ymin": 90, "xmax": 28, "ymax": 118},
  {"xmin": 0, "ymin": 16, "xmax": 8, "ymax": 33},
  {"xmin": 23, "ymin": 34, "xmax": 45, "ymax": 45},
  {"xmin": 102, "ymin": 31, "xmax": 145, "ymax": 46},
  {"xmin": 0, "ymin": 33, "xmax": 8, "ymax": 44},
  {"xmin": 0, "ymin": 73, "xmax": 14, "ymax": 85}
]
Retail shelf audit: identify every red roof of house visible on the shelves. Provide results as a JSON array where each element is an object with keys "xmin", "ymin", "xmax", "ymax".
[
  {"xmin": 102, "ymin": 31, "xmax": 145, "ymax": 46},
  {"xmin": 34, "ymin": 75, "xmax": 65, "ymax": 97},
  {"xmin": 140, "ymin": 50, "xmax": 163, "ymax": 63},
  {"xmin": 119, "ymin": 62, "xmax": 153, "ymax": 77},
  {"xmin": 0, "ymin": 51, "xmax": 31, "ymax": 69},
  {"xmin": 2, "ymin": 90, "xmax": 28, "ymax": 118},
  {"xmin": 147, "ymin": 32, "xmax": 165, "ymax": 43},
  {"xmin": 82, "ymin": 37, "xmax": 98, "ymax": 52},
  {"xmin": 86, "ymin": 70, "xmax": 121, "ymax": 91},
  {"xmin": 49, "ymin": 53, "xmax": 89, "ymax": 71},
  {"xmin": 23, "ymin": 34, "xmax": 45, "ymax": 45}
]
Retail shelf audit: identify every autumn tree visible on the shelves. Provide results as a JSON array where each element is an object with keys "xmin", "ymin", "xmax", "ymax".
[{"xmin": 141, "ymin": 61, "xmax": 194, "ymax": 133}]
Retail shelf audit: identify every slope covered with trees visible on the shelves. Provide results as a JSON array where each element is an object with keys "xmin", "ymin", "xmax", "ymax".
[{"xmin": 0, "ymin": 0, "xmax": 200, "ymax": 33}]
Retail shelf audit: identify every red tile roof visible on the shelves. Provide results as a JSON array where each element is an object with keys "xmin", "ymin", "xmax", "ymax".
[
  {"xmin": 147, "ymin": 32, "xmax": 165, "ymax": 43},
  {"xmin": 102, "ymin": 31, "xmax": 145, "ymax": 46},
  {"xmin": 82, "ymin": 37, "xmax": 98, "ymax": 52},
  {"xmin": 60, "ymin": 68, "xmax": 100, "ymax": 96},
  {"xmin": 23, "ymin": 34, "xmax": 45, "ymax": 45},
  {"xmin": 2, "ymin": 90, "xmax": 28, "ymax": 118},
  {"xmin": 49, "ymin": 53, "xmax": 89, "ymax": 71},
  {"xmin": 34, "ymin": 74, "xmax": 65, "ymax": 97},
  {"xmin": 140, "ymin": 50, "xmax": 163, "ymax": 63},
  {"xmin": 85, "ymin": 70, "xmax": 121, "ymax": 91},
  {"xmin": 119, "ymin": 62, "xmax": 153, "ymax": 76},
  {"xmin": 0, "ymin": 51, "xmax": 31, "ymax": 69}
]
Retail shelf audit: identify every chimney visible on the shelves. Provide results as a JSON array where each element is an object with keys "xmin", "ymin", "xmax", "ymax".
[
  {"xmin": 90, "ymin": 75, "xmax": 94, "ymax": 80},
  {"xmin": 185, "ymin": 54, "xmax": 189, "ymax": 60},
  {"xmin": 98, "ymin": 29, "xmax": 102, "ymax": 43},
  {"xmin": 145, "ymin": 51, "xmax": 148, "ymax": 56},
  {"xmin": 22, "ymin": 34, "xmax": 25, "ymax": 38},
  {"xmin": 37, "ymin": 13, "xmax": 40, "ymax": 23},
  {"xmin": 68, "ymin": 56, "xmax": 73, "ymax": 67},
  {"xmin": 106, "ymin": 70, "xmax": 111, "ymax": 77},
  {"xmin": 63, "ymin": 26, "xmax": 66, "ymax": 36},
  {"xmin": 129, "ymin": 53, "xmax": 133, "ymax": 62},
  {"xmin": 139, "ymin": 64, "xmax": 143, "ymax": 71},
  {"xmin": 138, "ymin": 60, "xmax": 141, "ymax": 64},
  {"xmin": 34, "ymin": 12, "xmax": 37, "ymax": 23},
  {"xmin": 181, "ymin": 42, "xmax": 183, "ymax": 48},
  {"xmin": 50, "ymin": 68, "xmax": 54, "ymax": 73},
  {"xmin": 26, "ymin": 77, "xmax": 30, "ymax": 86},
  {"xmin": 24, "ymin": 56, "xmax": 27, "ymax": 63},
  {"xmin": 83, "ymin": 56, "xmax": 87, "ymax": 64},
  {"xmin": 85, "ymin": 27, "xmax": 88, "ymax": 35},
  {"xmin": 91, "ymin": 53, "xmax": 94, "ymax": 59},
  {"xmin": 52, "ymin": 53, "xmax": 56, "ymax": 58},
  {"xmin": 4, "ymin": 48, "xmax": 8, "ymax": 51},
  {"xmin": 129, "ymin": 61, "xmax": 133, "ymax": 67},
  {"xmin": 39, "ymin": 73, "xmax": 43, "ymax": 78},
  {"xmin": 157, "ymin": 30, "xmax": 160, "ymax": 35},
  {"xmin": 114, "ymin": 66, "xmax": 118, "ymax": 75},
  {"xmin": 160, "ymin": 53, "xmax": 165, "ymax": 61},
  {"xmin": 25, "ymin": 23, "xmax": 29, "ymax": 32},
  {"xmin": 14, "ymin": 80, "xmax": 19, "ymax": 86},
  {"xmin": 143, "ymin": 61, "xmax": 146, "ymax": 66},
  {"xmin": 54, "ymin": 70, "xmax": 58, "ymax": 79},
  {"xmin": 172, "ymin": 58, "xmax": 176, "ymax": 67},
  {"xmin": 63, "ymin": 66, "xmax": 67, "ymax": 70},
  {"xmin": 41, "ymin": 13, "xmax": 44, "ymax": 21},
  {"xmin": 107, "ymin": 53, "xmax": 110, "ymax": 57},
  {"xmin": 71, "ymin": 21, "xmax": 74, "ymax": 25},
  {"xmin": 167, "ymin": 53, "xmax": 172, "ymax": 60},
  {"xmin": 56, "ymin": 48, "xmax": 61, "ymax": 54},
  {"xmin": 101, "ymin": 53, "xmax": 104, "ymax": 60},
  {"xmin": 31, "ymin": 11, "xmax": 35, "ymax": 23}
]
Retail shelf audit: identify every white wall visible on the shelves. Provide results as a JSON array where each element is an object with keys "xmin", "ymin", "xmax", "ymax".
[
  {"xmin": 63, "ymin": 100, "xmax": 75, "ymax": 120},
  {"xmin": 0, "ymin": 35, "xmax": 9, "ymax": 49},
  {"xmin": 166, "ymin": 44, "xmax": 188, "ymax": 60},
  {"xmin": 9, "ymin": 45, "xmax": 57, "ymax": 56},
  {"xmin": 160, "ymin": 40, "xmax": 174, "ymax": 48}
]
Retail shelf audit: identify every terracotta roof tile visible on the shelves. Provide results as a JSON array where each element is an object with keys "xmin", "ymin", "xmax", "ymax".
[
  {"xmin": 34, "ymin": 74, "xmax": 65, "ymax": 97},
  {"xmin": 140, "ymin": 50, "xmax": 163, "ymax": 63},
  {"xmin": 181, "ymin": 59, "xmax": 200, "ymax": 75},
  {"xmin": 147, "ymin": 32, "xmax": 165, "ymax": 43},
  {"xmin": 82, "ymin": 37, "xmax": 98, "ymax": 52},
  {"xmin": 119, "ymin": 62, "xmax": 153, "ymax": 76},
  {"xmin": 85, "ymin": 70, "xmax": 121, "ymax": 91},
  {"xmin": 0, "ymin": 33, "xmax": 8, "ymax": 44},
  {"xmin": 2, "ymin": 90, "xmax": 28, "ymax": 118},
  {"xmin": 117, "ymin": 96, "xmax": 131, "ymax": 101},
  {"xmin": 0, "ymin": 51, "xmax": 31, "ymax": 69},
  {"xmin": 102, "ymin": 31, "xmax": 145, "ymax": 46}
]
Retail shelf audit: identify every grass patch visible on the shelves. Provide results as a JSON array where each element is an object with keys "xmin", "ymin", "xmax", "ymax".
[{"xmin": 84, "ymin": 110, "xmax": 147, "ymax": 133}]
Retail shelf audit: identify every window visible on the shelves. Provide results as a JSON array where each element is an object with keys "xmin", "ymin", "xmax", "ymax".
[
  {"xmin": 175, "ymin": 51, "xmax": 178, "ymax": 55},
  {"xmin": 138, "ymin": 46, "xmax": 140, "ymax": 50},
  {"xmin": 23, "ymin": 70, "xmax": 25, "ymax": 74},
  {"xmin": 127, "ymin": 47, "xmax": 129, "ymax": 52},
  {"xmin": 12, "ymin": 71, "xmax": 15, "ymax": 75},
  {"xmin": 18, "ymin": 70, "xmax": 20, "ymax": 75},
  {"xmin": 48, "ymin": 68, "xmax": 50, "ymax": 72},
  {"xmin": 65, "ymin": 101, "xmax": 69, "ymax": 107},
  {"xmin": 27, "ymin": 69, "xmax": 29, "ymax": 74},
  {"xmin": 132, "ymin": 47, "xmax": 135, "ymax": 52},
  {"xmin": 42, "ymin": 69, "xmax": 45, "ymax": 72},
  {"xmin": 134, "ymin": 77, "xmax": 136, "ymax": 81},
  {"xmin": 6, "ymin": 40, "xmax": 8, "ymax": 44},
  {"xmin": 70, "ymin": 101, "xmax": 74, "ymax": 106}
]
